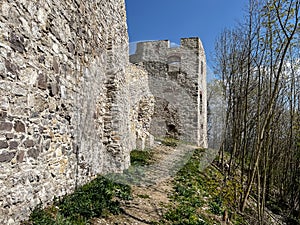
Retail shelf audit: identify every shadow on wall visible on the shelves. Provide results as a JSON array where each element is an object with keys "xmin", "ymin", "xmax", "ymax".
[{"xmin": 149, "ymin": 97, "xmax": 182, "ymax": 140}]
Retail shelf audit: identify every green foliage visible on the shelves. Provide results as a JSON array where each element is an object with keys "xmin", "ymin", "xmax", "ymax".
[
  {"xmin": 130, "ymin": 149, "xmax": 154, "ymax": 166},
  {"xmin": 233, "ymin": 214, "xmax": 246, "ymax": 225},
  {"xmin": 137, "ymin": 194, "xmax": 150, "ymax": 199},
  {"xmin": 26, "ymin": 176, "xmax": 132, "ymax": 225},
  {"xmin": 160, "ymin": 149, "xmax": 210, "ymax": 225},
  {"xmin": 286, "ymin": 215, "xmax": 300, "ymax": 225},
  {"xmin": 160, "ymin": 148, "xmax": 247, "ymax": 225},
  {"xmin": 161, "ymin": 137, "xmax": 179, "ymax": 147},
  {"xmin": 163, "ymin": 205, "xmax": 209, "ymax": 225},
  {"xmin": 266, "ymin": 200, "xmax": 283, "ymax": 215},
  {"xmin": 28, "ymin": 204, "xmax": 56, "ymax": 225},
  {"xmin": 203, "ymin": 164, "xmax": 242, "ymax": 209},
  {"xmin": 208, "ymin": 197, "xmax": 223, "ymax": 215}
]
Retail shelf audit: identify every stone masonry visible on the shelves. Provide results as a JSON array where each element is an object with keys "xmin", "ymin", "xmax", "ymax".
[
  {"xmin": 130, "ymin": 38, "xmax": 208, "ymax": 147},
  {"xmin": 0, "ymin": 0, "xmax": 207, "ymax": 224},
  {"xmin": 0, "ymin": 0, "xmax": 154, "ymax": 223},
  {"xmin": 127, "ymin": 64, "xmax": 155, "ymax": 150}
]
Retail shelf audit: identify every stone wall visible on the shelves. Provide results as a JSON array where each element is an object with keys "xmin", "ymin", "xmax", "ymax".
[
  {"xmin": 130, "ymin": 38, "xmax": 208, "ymax": 147},
  {"xmin": 0, "ymin": 0, "xmax": 134, "ymax": 223},
  {"xmin": 127, "ymin": 64, "xmax": 155, "ymax": 150}
]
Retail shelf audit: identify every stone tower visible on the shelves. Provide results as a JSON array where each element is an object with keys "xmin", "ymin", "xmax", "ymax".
[{"xmin": 130, "ymin": 37, "xmax": 208, "ymax": 147}]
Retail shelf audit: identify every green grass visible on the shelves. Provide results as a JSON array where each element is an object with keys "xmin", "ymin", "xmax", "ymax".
[
  {"xmin": 208, "ymin": 197, "xmax": 223, "ymax": 215},
  {"xmin": 159, "ymin": 148, "xmax": 246, "ymax": 225},
  {"xmin": 161, "ymin": 137, "xmax": 179, "ymax": 147},
  {"xmin": 159, "ymin": 148, "xmax": 211, "ymax": 225},
  {"xmin": 130, "ymin": 149, "xmax": 154, "ymax": 166},
  {"xmin": 137, "ymin": 194, "xmax": 150, "ymax": 199},
  {"xmin": 23, "ymin": 146, "xmax": 247, "ymax": 225},
  {"xmin": 23, "ymin": 176, "xmax": 132, "ymax": 225}
]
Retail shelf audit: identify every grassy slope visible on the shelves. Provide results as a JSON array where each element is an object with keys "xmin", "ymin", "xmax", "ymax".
[
  {"xmin": 22, "ymin": 176, "xmax": 132, "ymax": 225},
  {"xmin": 159, "ymin": 148, "xmax": 245, "ymax": 225},
  {"xmin": 25, "ymin": 139, "xmax": 282, "ymax": 225}
]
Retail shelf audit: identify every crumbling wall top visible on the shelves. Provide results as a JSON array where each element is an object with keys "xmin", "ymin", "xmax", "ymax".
[{"xmin": 130, "ymin": 37, "xmax": 205, "ymax": 64}]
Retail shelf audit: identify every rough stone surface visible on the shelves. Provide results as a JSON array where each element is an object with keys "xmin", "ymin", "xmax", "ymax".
[
  {"xmin": 0, "ymin": 140, "xmax": 9, "ymax": 149},
  {"xmin": 14, "ymin": 121, "xmax": 25, "ymax": 133},
  {"xmin": 127, "ymin": 64, "xmax": 155, "ymax": 150},
  {"xmin": 130, "ymin": 38, "xmax": 208, "ymax": 147},
  {"xmin": 0, "ymin": 0, "xmax": 134, "ymax": 223},
  {"xmin": 0, "ymin": 151, "xmax": 15, "ymax": 162},
  {"xmin": 0, "ymin": 122, "xmax": 12, "ymax": 131}
]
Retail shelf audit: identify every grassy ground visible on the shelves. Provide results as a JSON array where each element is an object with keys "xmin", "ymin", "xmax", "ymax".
[
  {"xmin": 23, "ymin": 139, "xmax": 247, "ymax": 225},
  {"xmin": 159, "ymin": 148, "xmax": 245, "ymax": 225},
  {"xmin": 21, "ymin": 176, "xmax": 132, "ymax": 225}
]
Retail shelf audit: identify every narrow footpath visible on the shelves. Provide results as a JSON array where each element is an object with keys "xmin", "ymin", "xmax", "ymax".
[{"xmin": 93, "ymin": 143, "xmax": 218, "ymax": 224}]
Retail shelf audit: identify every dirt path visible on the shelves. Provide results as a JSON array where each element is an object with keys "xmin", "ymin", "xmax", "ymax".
[
  {"xmin": 92, "ymin": 144, "xmax": 218, "ymax": 225},
  {"xmin": 93, "ymin": 179, "xmax": 172, "ymax": 225}
]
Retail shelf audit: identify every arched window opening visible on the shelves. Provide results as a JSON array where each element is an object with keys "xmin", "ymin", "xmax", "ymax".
[{"xmin": 168, "ymin": 55, "xmax": 181, "ymax": 72}]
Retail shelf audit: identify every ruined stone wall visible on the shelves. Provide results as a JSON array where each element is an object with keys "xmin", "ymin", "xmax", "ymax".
[
  {"xmin": 127, "ymin": 64, "xmax": 155, "ymax": 150},
  {"xmin": 130, "ymin": 38, "xmax": 208, "ymax": 147},
  {"xmin": 0, "ymin": 0, "xmax": 132, "ymax": 223}
]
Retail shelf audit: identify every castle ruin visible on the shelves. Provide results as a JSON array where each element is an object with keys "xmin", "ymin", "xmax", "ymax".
[
  {"xmin": 0, "ymin": 0, "xmax": 207, "ymax": 223},
  {"xmin": 130, "ymin": 38, "xmax": 207, "ymax": 147}
]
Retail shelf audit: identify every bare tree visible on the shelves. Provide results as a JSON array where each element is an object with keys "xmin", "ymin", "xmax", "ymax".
[{"xmin": 214, "ymin": 0, "xmax": 300, "ymax": 223}]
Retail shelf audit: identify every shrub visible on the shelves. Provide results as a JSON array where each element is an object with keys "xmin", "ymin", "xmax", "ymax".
[{"xmin": 28, "ymin": 204, "xmax": 55, "ymax": 225}]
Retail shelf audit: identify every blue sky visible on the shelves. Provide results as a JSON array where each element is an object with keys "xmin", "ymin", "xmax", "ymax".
[{"xmin": 125, "ymin": 0, "xmax": 248, "ymax": 69}]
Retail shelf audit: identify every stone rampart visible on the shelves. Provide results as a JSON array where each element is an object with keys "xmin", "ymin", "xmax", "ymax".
[{"xmin": 0, "ymin": 0, "xmax": 134, "ymax": 223}]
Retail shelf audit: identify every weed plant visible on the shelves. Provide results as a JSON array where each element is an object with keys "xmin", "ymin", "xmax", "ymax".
[
  {"xmin": 160, "ymin": 148, "xmax": 210, "ymax": 225},
  {"xmin": 160, "ymin": 148, "xmax": 246, "ymax": 225},
  {"xmin": 130, "ymin": 149, "xmax": 154, "ymax": 166},
  {"xmin": 161, "ymin": 137, "xmax": 179, "ymax": 147},
  {"xmin": 24, "ymin": 176, "xmax": 131, "ymax": 225}
]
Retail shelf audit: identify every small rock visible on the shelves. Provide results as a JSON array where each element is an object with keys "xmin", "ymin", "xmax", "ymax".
[
  {"xmin": 14, "ymin": 121, "xmax": 25, "ymax": 133},
  {"xmin": 0, "ymin": 151, "xmax": 15, "ymax": 162},
  {"xmin": 52, "ymin": 58, "xmax": 59, "ymax": 73},
  {"xmin": 50, "ymin": 83, "xmax": 59, "ymax": 97},
  {"xmin": 6, "ymin": 133, "xmax": 14, "ymax": 140},
  {"xmin": 27, "ymin": 148, "xmax": 40, "ymax": 159},
  {"xmin": 17, "ymin": 150, "xmax": 25, "ymax": 163},
  {"xmin": 0, "ymin": 122, "xmax": 13, "ymax": 131},
  {"xmin": 9, "ymin": 141, "xmax": 18, "ymax": 150},
  {"xmin": 24, "ymin": 139, "xmax": 34, "ymax": 148},
  {"xmin": 5, "ymin": 59, "xmax": 19, "ymax": 74},
  {"xmin": 37, "ymin": 74, "xmax": 48, "ymax": 90},
  {"xmin": 0, "ymin": 96, "xmax": 9, "ymax": 111},
  {"xmin": 9, "ymin": 33, "xmax": 25, "ymax": 53},
  {"xmin": 0, "ymin": 140, "xmax": 8, "ymax": 149},
  {"xmin": 52, "ymin": 43, "xmax": 59, "ymax": 54}
]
